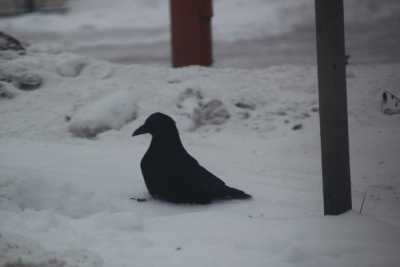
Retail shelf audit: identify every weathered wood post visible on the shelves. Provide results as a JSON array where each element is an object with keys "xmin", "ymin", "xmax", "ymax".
[
  {"xmin": 170, "ymin": 0, "xmax": 213, "ymax": 67},
  {"xmin": 315, "ymin": 0, "xmax": 352, "ymax": 215}
]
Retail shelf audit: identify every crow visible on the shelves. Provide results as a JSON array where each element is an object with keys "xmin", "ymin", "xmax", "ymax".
[{"xmin": 132, "ymin": 112, "xmax": 251, "ymax": 204}]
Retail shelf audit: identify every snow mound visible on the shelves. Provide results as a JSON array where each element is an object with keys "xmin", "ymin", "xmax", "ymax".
[
  {"xmin": 56, "ymin": 54, "xmax": 87, "ymax": 77},
  {"xmin": 0, "ymin": 59, "xmax": 44, "ymax": 90},
  {"xmin": 69, "ymin": 90, "xmax": 138, "ymax": 138},
  {"xmin": 13, "ymin": 71, "xmax": 43, "ymax": 91},
  {"xmin": 177, "ymin": 88, "xmax": 230, "ymax": 130}
]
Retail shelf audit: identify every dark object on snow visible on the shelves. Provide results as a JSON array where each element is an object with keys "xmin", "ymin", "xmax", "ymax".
[
  {"xmin": 132, "ymin": 112, "xmax": 251, "ymax": 204},
  {"xmin": 381, "ymin": 90, "xmax": 400, "ymax": 115},
  {"xmin": 14, "ymin": 72, "xmax": 43, "ymax": 91},
  {"xmin": 292, "ymin": 124, "xmax": 303, "ymax": 130},
  {"xmin": 130, "ymin": 197, "xmax": 147, "ymax": 202},
  {"xmin": 0, "ymin": 32, "xmax": 25, "ymax": 52},
  {"xmin": 235, "ymin": 101, "xmax": 255, "ymax": 111}
]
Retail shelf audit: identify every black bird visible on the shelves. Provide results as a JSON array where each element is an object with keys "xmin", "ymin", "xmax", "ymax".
[{"xmin": 132, "ymin": 112, "xmax": 251, "ymax": 204}]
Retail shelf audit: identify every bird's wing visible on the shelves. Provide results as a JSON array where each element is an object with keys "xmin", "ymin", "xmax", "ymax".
[{"xmin": 177, "ymin": 153, "xmax": 226, "ymax": 195}]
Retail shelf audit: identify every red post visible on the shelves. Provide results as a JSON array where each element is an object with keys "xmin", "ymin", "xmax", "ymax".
[{"xmin": 170, "ymin": 0, "xmax": 213, "ymax": 67}]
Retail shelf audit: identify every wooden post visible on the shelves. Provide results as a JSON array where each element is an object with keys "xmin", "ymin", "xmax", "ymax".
[
  {"xmin": 170, "ymin": 0, "xmax": 213, "ymax": 67},
  {"xmin": 315, "ymin": 0, "xmax": 352, "ymax": 215}
]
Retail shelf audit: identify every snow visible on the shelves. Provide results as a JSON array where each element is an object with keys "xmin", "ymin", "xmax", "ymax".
[
  {"xmin": 0, "ymin": 0, "xmax": 399, "ymax": 265},
  {"xmin": 0, "ymin": 46, "xmax": 399, "ymax": 267},
  {"xmin": 69, "ymin": 89, "xmax": 138, "ymax": 138},
  {"xmin": 55, "ymin": 54, "xmax": 88, "ymax": 77}
]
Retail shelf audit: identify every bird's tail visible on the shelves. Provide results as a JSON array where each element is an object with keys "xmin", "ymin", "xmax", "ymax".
[{"xmin": 224, "ymin": 186, "xmax": 252, "ymax": 200}]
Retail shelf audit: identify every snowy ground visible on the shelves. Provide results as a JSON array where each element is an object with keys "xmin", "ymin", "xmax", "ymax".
[
  {"xmin": 0, "ymin": 47, "xmax": 400, "ymax": 266},
  {"xmin": 1, "ymin": 0, "xmax": 400, "ymax": 266}
]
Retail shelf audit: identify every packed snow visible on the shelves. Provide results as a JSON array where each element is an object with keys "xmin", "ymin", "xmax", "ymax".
[{"xmin": 0, "ymin": 44, "xmax": 399, "ymax": 266}]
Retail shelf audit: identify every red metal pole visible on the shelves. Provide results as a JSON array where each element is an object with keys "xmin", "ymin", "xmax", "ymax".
[{"xmin": 170, "ymin": 0, "xmax": 213, "ymax": 67}]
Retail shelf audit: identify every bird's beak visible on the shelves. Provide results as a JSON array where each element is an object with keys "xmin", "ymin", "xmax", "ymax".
[{"xmin": 132, "ymin": 124, "xmax": 149, "ymax": 137}]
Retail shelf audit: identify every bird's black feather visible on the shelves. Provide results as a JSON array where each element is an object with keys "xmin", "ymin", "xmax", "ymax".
[{"xmin": 132, "ymin": 112, "xmax": 251, "ymax": 204}]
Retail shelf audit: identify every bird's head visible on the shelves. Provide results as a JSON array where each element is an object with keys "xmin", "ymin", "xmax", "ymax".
[{"xmin": 132, "ymin": 112, "xmax": 177, "ymax": 137}]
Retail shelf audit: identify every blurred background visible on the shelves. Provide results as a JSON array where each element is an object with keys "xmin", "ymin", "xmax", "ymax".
[{"xmin": 1, "ymin": 0, "xmax": 399, "ymax": 68}]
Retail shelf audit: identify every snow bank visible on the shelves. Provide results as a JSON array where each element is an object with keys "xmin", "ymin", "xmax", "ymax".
[
  {"xmin": 69, "ymin": 90, "xmax": 138, "ymax": 138},
  {"xmin": 0, "ymin": 49, "xmax": 321, "ymax": 139}
]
